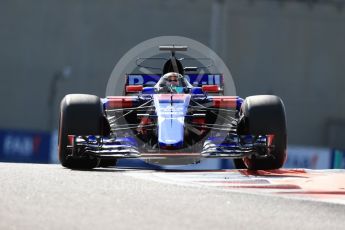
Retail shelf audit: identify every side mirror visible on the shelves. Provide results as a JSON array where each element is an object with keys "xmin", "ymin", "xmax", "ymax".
[
  {"xmin": 202, "ymin": 85, "xmax": 220, "ymax": 93},
  {"xmin": 126, "ymin": 85, "xmax": 143, "ymax": 93}
]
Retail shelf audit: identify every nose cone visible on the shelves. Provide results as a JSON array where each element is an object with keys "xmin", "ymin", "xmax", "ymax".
[
  {"xmin": 153, "ymin": 94, "xmax": 191, "ymax": 149},
  {"xmin": 158, "ymin": 117, "xmax": 184, "ymax": 149}
]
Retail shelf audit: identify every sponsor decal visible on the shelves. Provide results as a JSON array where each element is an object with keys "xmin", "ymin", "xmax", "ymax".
[
  {"xmin": 2, "ymin": 135, "xmax": 41, "ymax": 157},
  {"xmin": 285, "ymin": 146, "xmax": 331, "ymax": 169},
  {"xmin": 127, "ymin": 74, "xmax": 223, "ymax": 87},
  {"xmin": 0, "ymin": 130, "xmax": 50, "ymax": 163}
]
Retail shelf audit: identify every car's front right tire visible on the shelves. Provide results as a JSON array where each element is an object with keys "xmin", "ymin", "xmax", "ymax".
[{"xmin": 235, "ymin": 95, "xmax": 287, "ymax": 170}]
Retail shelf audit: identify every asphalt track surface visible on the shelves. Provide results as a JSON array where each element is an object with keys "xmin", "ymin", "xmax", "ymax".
[{"xmin": 1, "ymin": 163, "xmax": 345, "ymax": 230}]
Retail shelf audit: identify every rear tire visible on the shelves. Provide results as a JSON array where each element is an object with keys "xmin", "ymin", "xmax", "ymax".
[
  {"xmin": 58, "ymin": 94, "xmax": 108, "ymax": 169},
  {"xmin": 236, "ymin": 95, "xmax": 287, "ymax": 170}
]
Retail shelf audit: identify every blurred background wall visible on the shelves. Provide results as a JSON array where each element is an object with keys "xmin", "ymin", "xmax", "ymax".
[{"xmin": 0, "ymin": 0, "xmax": 344, "ymax": 155}]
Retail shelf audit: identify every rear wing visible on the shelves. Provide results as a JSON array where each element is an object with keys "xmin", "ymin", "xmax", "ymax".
[{"xmin": 126, "ymin": 74, "xmax": 224, "ymax": 87}]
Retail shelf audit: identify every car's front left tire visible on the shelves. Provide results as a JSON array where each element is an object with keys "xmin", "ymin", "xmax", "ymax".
[{"xmin": 58, "ymin": 94, "xmax": 107, "ymax": 170}]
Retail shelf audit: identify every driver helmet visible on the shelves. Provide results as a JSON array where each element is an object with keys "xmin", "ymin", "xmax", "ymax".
[{"xmin": 164, "ymin": 72, "xmax": 182, "ymax": 87}]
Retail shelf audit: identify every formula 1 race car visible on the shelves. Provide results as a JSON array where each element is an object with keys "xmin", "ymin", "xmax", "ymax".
[{"xmin": 58, "ymin": 46, "xmax": 287, "ymax": 170}]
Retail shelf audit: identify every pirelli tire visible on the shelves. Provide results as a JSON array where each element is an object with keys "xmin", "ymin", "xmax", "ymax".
[
  {"xmin": 236, "ymin": 95, "xmax": 287, "ymax": 170},
  {"xmin": 58, "ymin": 94, "xmax": 109, "ymax": 170}
]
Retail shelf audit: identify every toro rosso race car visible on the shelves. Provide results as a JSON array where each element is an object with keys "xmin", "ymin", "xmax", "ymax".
[{"xmin": 58, "ymin": 46, "xmax": 287, "ymax": 170}]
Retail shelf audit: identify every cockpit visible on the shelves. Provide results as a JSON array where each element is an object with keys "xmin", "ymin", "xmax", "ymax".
[{"xmin": 154, "ymin": 72, "xmax": 192, "ymax": 94}]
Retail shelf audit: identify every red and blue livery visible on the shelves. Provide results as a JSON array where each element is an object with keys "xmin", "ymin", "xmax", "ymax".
[{"xmin": 58, "ymin": 46, "xmax": 287, "ymax": 170}]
